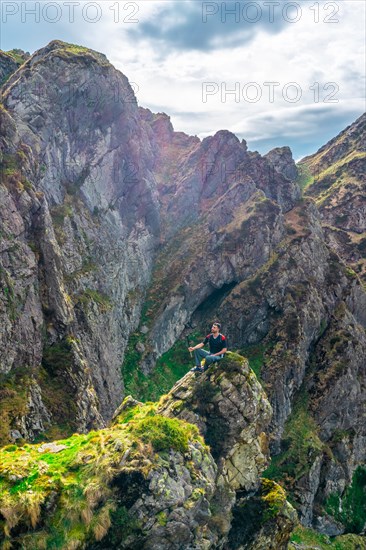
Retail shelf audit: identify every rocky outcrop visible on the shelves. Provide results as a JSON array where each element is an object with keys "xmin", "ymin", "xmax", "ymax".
[
  {"xmin": 264, "ymin": 146, "xmax": 298, "ymax": 182},
  {"xmin": 158, "ymin": 352, "xmax": 272, "ymax": 491},
  {"xmin": 156, "ymin": 354, "xmax": 297, "ymax": 548},
  {"xmin": 227, "ymin": 479, "xmax": 297, "ymax": 550},
  {"xmin": 0, "ymin": 353, "xmax": 297, "ymax": 549},
  {"xmin": 0, "ymin": 40, "xmax": 162, "ymax": 440}
]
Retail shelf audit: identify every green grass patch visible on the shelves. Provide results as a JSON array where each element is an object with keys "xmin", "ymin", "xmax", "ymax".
[
  {"xmin": 121, "ymin": 332, "xmax": 147, "ymax": 398},
  {"xmin": 295, "ymin": 163, "xmax": 314, "ymax": 191},
  {"xmin": 122, "ymin": 333, "xmax": 198, "ymax": 402},
  {"xmin": 302, "ymin": 150, "xmax": 366, "ymax": 204},
  {"xmin": 239, "ymin": 343, "xmax": 267, "ymax": 381},
  {"xmin": 134, "ymin": 415, "xmax": 199, "ymax": 454},
  {"xmin": 289, "ymin": 525, "xmax": 366, "ymax": 549},
  {"xmin": 62, "ymin": 44, "xmax": 90, "ymax": 55},
  {"xmin": 0, "ymin": 400, "xmax": 205, "ymax": 547},
  {"xmin": 43, "ymin": 41, "xmax": 110, "ymax": 70},
  {"xmin": 5, "ymin": 49, "xmax": 26, "ymax": 65},
  {"xmin": 75, "ymin": 288, "xmax": 112, "ymax": 313},
  {"xmin": 325, "ymin": 466, "xmax": 366, "ymax": 534}
]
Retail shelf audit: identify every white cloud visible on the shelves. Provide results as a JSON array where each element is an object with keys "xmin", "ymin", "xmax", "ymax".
[{"xmin": 1, "ymin": 0, "xmax": 365, "ymax": 158}]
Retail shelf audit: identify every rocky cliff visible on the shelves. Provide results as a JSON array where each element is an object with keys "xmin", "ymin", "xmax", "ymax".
[
  {"xmin": 0, "ymin": 354, "xmax": 297, "ymax": 549},
  {"xmin": 0, "ymin": 40, "xmax": 365, "ymax": 539},
  {"xmin": 0, "ymin": 39, "xmax": 299, "ymax": 441},
  {"xmin": 0, "ymin": 40, "xmax": 162, "ymax": 441}
]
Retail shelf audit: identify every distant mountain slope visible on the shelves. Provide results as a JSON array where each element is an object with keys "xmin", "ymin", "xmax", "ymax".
[
  {"xmin": 0, "ymin": 49, "xmax": 29, "ymax": 85},
  {"xmin": 298, "ymin": 113, "xmax": 366, "ymax": 281}
]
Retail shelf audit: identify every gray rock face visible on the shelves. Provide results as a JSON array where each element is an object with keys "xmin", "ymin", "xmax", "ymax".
[
  {"xmin": 104, "ymin": 354, "xmax": 296, "ymax": 550},
  {"xmin": 264, "ymin": 146, "xmax": 298, "ymax": 181},
  {"xmin": 0, "ymin": 41, "xmax": 161, "ymax": 439}
]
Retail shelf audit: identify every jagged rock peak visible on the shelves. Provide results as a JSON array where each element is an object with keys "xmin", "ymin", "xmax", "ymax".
[
  {"xmin": 157, "ymin": 352, "xmax": 273, "ymax": 492},
  {"xmin": 264, "ymin": 145, "xmax": 297, "ymax": 181},
  {"xmin": 202, "ymin": 129, "xmax": 248, "ymax": 152},
  {"xmin": 139, "ymin": 107, "xmax": 176, "ymax": 141}
]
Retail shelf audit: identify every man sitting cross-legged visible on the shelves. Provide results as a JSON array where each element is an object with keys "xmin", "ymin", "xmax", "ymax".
[{"xmin": 188, "ymin": 322, "xmax": 228, "ymax": 373}]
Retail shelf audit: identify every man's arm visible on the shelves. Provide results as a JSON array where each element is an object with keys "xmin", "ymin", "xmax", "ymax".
[
  {"xmin": 188, "ymin": 342, "xmax": 204, "ymax": 352},
  {"xmin": 211, "ymin": 347, "xmax": 227, "ymax": 356}
]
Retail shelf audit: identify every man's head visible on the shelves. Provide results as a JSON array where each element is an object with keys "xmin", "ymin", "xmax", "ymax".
[{"xmin": 211, "ymin": 322, "xmax": 221, "ymax": 334}]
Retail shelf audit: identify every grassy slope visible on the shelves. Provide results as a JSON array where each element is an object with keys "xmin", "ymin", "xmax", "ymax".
[
  {"xmin": 290, "ymin": 526, "xmax": 366, "ymax": 550},
  {"xmin": 297, "ymin": 113, "xmax": 365, "ymax": 206},
  {"xmin": 296, "ymin": 112, "xmax": 366, "ymax": 278},
  {"xmin": 0, "ymin": 400, "xmax": 204, "ymax": 549},
  {"xmin": 122, "ymin": 332, "xmax": 197, "ymax": 402}
]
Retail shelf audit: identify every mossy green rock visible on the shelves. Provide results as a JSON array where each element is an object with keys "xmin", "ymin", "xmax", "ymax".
[
  {"xmin": 158, "ymin": 352, "xmax": 272, "ymax": 492},
  {"xmin": 227, "ymin": 478, "xmax": 298, "ymax": 549},
  {"xmin": 0, "ymin": 401, "xmax": 216, "ymax": 549},
  {"xmin": 0, "ymin": 355, "xmax": 297, "ymax": 549}
]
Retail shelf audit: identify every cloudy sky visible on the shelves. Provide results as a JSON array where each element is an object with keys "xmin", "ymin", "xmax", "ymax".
[{"xmin": 1, "ymin": 0, "xmax": 365, "ymax": 159}]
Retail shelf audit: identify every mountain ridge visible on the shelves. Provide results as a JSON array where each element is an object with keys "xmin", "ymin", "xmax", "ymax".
[{"xmin": 0, "ymin": 40, "xmax": 365, "ymax": 540}]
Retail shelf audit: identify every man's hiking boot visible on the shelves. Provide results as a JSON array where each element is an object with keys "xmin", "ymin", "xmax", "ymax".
[{"xmin": 190, "ymin": 366, "xmax": 204, "ymax": 373}]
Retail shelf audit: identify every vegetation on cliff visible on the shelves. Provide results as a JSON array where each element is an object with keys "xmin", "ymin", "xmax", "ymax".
[
  {"xmin": 325, "ymin": 466, "xmax": 366, "ymax": 534},
  {"xmin": 0, "ymin": 399, "xmax": 206, "ymax": 549},
  {"xmin": 289, "ymin": 526, "xmax": 366, "ymax": 550}
]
